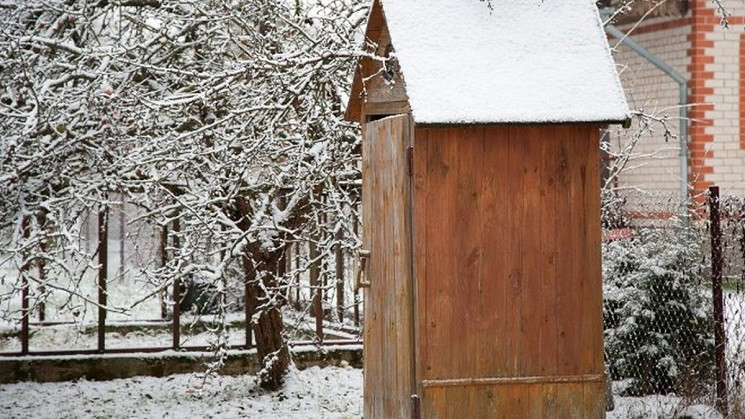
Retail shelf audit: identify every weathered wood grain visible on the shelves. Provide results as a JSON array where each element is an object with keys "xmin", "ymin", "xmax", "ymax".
[
  {"xmin": 362, "ymin": 115, "xmax": 414, "ymax": 419},
  {"xmin": 413, "ymin": 124, "xmax": 604, "ymax": 417}
]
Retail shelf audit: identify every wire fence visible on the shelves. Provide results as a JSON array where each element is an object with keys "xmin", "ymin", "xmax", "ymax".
[
  {"xmin": 603, "ymin": 187, "xmax": 745, "ymax": 418},
  {"xmin": 0, "ymin": 197, "xmax": 364, "ymax": 357}
]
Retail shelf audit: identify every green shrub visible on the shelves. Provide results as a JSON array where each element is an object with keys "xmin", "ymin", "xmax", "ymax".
[{"xmin": 603, "ymin": 228, "xmax": 714, "ymax": 396}]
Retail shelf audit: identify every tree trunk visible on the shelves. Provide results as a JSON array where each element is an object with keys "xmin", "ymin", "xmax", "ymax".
[{"xmin": 243, "ymin": 250, "xmax": 290, "ymax": 391}]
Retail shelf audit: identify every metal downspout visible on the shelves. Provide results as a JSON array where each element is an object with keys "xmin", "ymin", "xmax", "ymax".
[{"xmin": 604, "ymin": 23, "xmax": 690, "ymax": 222}]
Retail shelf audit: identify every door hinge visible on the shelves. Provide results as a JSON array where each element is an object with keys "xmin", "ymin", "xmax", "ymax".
[{"xmin": 406, "ymin": 146, "xmax": 413, "ymax": 176}]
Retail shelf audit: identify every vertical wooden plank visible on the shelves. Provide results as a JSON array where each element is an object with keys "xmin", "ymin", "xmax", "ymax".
[
  {"xmin": 413, "ymin": 126, "xmax": 429, "ymax": 398},
  {"xmin": 452, "ymin": 126, "xmax": 483, "ymax": 380},
  {"xmin": 423, "ymin": 388, "xmax": 444, "ymax": 419},
  {"xmin": 553, "ymin": 126, "xmax": 572, "ymax": 377},
  {"xmin": 399, "ymin": 116, "xmax": 413, "ymax": 419},
  {"xmin": 423, "ymin": 127, "xmax": 460, "ymax": 380},
  {"xmin": 506, "ymin": 126, "xmax": 525, "ymax": 377},
  {"xmin": 363, "ymin": 122, "xmax": 374, "ymax": 418},
  {"xmin": 557, "ymin": 125, "xmax": 583, "ymax": 375},
  {"xmin": 480, "ymin": 126, "xmax": 510, "ymax": 378},
  {"xmin": 518, "ymin": 126, "xmax": 543, "ymax": 376},
  {"xmin": 380, "ymin": 120, "xmax": 395, "ymax": 419},
  {"xmin": 476, "ymin": 385, "xmax": 500, "ymax": 418},
  {"xmin": 504, "ymin": 383, "xmax": 530, "ymax": 418},
  {"xmin": 566, "ymin": 382, "xmax": 585, "ymax": 418},
  {"xmin": 584, "ymin": 381, "xmax": 606, "ymax": 418},
  {"xmin": 406, "ymin": 115, "xmax": 418, "ymax": 405},
  {"xmin": 582, "ymin": 125, "xmax": 606, "ymax": 415},
  {"xmin": 528, "ymin": 383, "xmax": 544, "ymax": 418},
  {"xmin": 583, "ymin": 125, "xmax": 605, "ymax": 378},
  {"xmin": 540, "ymin": 128, "xmax": 559, "ymax": 377},
  {"xmin": 361, "ymin": 117, "xmax": 376, "ymax": 419},
  {"xmin": 540, "ymin": 383, "xmax": 560, "ymax": 418},
  {"xmin": 572, "ymin": 125, "xmax": 590, "ymax": 376}
]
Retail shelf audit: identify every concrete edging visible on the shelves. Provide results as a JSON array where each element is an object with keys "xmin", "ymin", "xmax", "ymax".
[{"xmin": 0, "ymin": 345, "xmax": 363, "ymax": 384}]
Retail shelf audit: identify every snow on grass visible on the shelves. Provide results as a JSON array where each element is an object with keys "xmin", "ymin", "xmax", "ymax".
[
  {"xmin": 0, "ymin": 365, "xmax": 363, "ymax": 419},
  {"xmin": 607, "ymin": 394, "xmax": 723, "ymax": 419},
  {"xmin": 0, "ymin": 363, "xmax": 733, "ymax": 418}
]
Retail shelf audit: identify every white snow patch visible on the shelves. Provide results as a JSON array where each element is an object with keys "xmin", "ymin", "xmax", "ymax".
[
  {"xmin": 0, "ymin": 364, "xmax": 731, "ymax": 418},
  {"xmin": 608, "ymin": 395, "xmax": 723, "ymax": 419},
  {"xmin": 0, "ymin": 365, "xmax": 363, "ymax": 418},
  {"xmin": 379, "ymin": 0, "xmax": 631, "ymax": 124}
]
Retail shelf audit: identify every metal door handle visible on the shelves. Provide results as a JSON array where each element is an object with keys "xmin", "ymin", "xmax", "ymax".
[{"xmin": 356, "ymin": 249, "xmax": 371, "ymax": 289}]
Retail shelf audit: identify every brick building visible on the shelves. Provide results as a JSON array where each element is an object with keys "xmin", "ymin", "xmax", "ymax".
[{"xmin": 608, "ymin": 0, "xmax": 745, "ymax": 199}]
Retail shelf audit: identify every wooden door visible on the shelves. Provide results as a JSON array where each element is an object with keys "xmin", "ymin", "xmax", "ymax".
[{"xmin": 362, "ymin": 114, "xmax": 416, "ymax": 419}]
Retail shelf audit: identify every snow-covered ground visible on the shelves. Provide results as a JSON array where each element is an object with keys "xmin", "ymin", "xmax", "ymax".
[
  {"xmin": 0, "ymin": 365, "xmax": 730, "ymax": 419},
  {"xmin": 0, "ymin": 365, "xmax": 363, "ymax": 419},
  {"xmin": 609, "ymin": 395, "xmax": 724, "ymax": 419}
]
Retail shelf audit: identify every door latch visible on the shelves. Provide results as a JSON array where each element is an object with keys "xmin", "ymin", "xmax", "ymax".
[{"xmin": 356, "ymin": 249, "xmax": 371, "ymax": 289}]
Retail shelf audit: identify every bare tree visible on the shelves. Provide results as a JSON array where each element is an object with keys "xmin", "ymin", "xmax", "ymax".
[{"xmin": 0, "ymin": 0, "xmax": 367, "ymax": 389}]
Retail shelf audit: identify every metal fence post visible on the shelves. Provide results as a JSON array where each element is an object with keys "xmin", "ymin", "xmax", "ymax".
[
  {"xmin": 37, "ymin": 212, "xmax": 47, "ymax": 323},
  {"xmin": 159, "ymin": 224, "xmax": 168, "ymax": 319},
  {"xmin": 20, "ymin": 216, "xmax": 30, "ymax": 355},
  {"xmin": 709, "ymin": 186, "xmax": 728, "ymax": 415},
  {"xmin": 335, "ymin": 227, "xmax": 345, "ymax": 321},
  {"xmin": 98, "ymin": 205, "xmax": 109, "ymax": 354},
  {"xmin": 172, "ymin": 217, "xmax": 181, "ymax": 350},
  {"xmin": 310, "ymin": 238, "xmax": 323, "ymax": 344}
]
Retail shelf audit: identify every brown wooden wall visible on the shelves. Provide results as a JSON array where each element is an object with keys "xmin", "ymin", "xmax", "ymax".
[{"xmin": 411, "ymin": 124, "xmax": 605, "ymax": 417}]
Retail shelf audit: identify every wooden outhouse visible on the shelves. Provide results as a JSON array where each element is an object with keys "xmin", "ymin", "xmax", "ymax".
[{"xmin": 346, "ymin": 1, "xmax": 630, "ymax": 417}]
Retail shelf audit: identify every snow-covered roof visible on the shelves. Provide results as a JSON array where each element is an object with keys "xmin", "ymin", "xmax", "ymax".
[{"xmin": 347, "ymin": 0, "xmax": 631, "ymax": 125}]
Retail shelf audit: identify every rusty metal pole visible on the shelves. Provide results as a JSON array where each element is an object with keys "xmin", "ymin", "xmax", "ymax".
[
  {"xmin": 97, "ymin": 206, "xmax": 109, "ymax": 354},
  {"xmin": 37, "ymin": 212, "xmax": 46, "ymax": 323},
  {"xmin": 335, "ymin": 226, "xmax": 345, "ymax": 321},
  {"xmin": 20, "ymin": 217, "xmax": 30, "ymax": 355},
  {"xmin": 294, "ymin": 242, "xmax": 301, "ymax": 310},
  {"xmin": 159, "ymin": 224, "xmax": 168, "ymax": 320},
  {"xmin": 172, "ymin": 218, "xmax": 181, "ymax": 350},
  {"xmin": 37, "ymin": 261, "xmax": 45, "ymax": 323},
  {"xmin": 709, "ymin": 186, "xmax": 728, "ymax": 415},
  {"xmin": 310, "ymin": 238, "xmax": 323, "ymax": 344}
]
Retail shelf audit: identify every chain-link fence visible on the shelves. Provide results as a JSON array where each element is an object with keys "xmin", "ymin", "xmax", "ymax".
[{"xmin": 603, "ymin": 188, "xmax": 745, "ymax": 418}]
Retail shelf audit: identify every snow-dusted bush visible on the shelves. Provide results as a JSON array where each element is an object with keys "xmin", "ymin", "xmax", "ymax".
[{"xmin": 603, "ymin": 228, "xmax": 714, "ymax": 396}]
